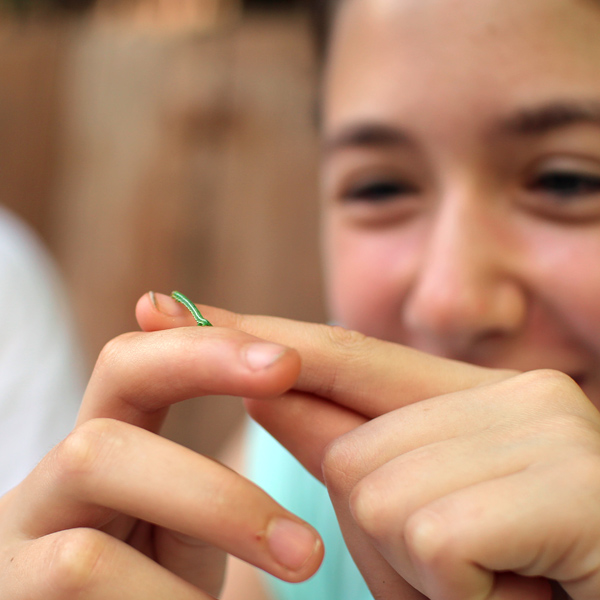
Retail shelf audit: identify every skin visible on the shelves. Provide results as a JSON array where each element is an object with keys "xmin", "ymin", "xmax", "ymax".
[
  {"xmin": 318, "ymin": 0, "xmax": 600, "ymax": 596},
  {"xmin": 314, "ymin": 0, "xmax": 600, "ymax": 596},
  {"xmin": 0, "ymin": 316, "xmax": 324, "ymax": 599},
  {"xmin": 3, "ymin": 0, "xmax": 600, "ymax": 599},
  {"xmin": 143, "ymin": 298, "xmax": 600, "ymax": 600},
  {"xmin": 1, "ymin": 294, "xmax": 599, "ymax": 599},
  {"xmin": 321, "ymin": 0, "xmax": 600, "ymax": 397}
]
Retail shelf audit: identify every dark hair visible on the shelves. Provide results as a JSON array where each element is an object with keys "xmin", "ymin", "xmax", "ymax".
[{"xmin": 307, "ymin": 0, "xmax": 341, "ymax": 61}]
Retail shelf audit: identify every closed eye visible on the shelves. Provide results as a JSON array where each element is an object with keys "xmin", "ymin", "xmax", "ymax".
[
  {"xmin": 528, "ymin": 171, "xmax": 600, "ymax": 199},
  {"xmin": 343, "ymin": 180, "xmax": 416, "ymax": 202}
]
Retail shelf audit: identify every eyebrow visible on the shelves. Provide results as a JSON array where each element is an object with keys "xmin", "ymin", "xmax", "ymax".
[
  {"xmin": 322, "ymin": 100, "xmax": 600, "ymax": 159},
  {"xmin": 495, "ymin": 100, "xmax": 600, "ymax": 136},
  {"xmin": 322, "ymin": 123, "xmax": 415, "ymax": 158}
]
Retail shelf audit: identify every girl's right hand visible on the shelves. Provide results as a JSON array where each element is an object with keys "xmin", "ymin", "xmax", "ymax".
[{"xmin": 0, "ymin": 325, "xmax": 323, "ymax": 599}]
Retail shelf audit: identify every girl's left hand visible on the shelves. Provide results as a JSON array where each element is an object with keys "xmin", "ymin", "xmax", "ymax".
[{"xmin": 139, "ymin": 294, "xmax": 600, "ymax": 600}]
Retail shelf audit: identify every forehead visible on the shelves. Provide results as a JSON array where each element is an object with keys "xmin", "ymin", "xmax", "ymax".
[{"xmin": 323, "ymin": 0, "xmax": 600, "ymax": 131}]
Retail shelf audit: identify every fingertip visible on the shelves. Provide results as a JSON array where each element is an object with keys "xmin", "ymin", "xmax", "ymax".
[
  {"xmin": 135, "ymin": 292, "xmax": 154, "ymax": 330},
  {"xmin": 136, "ymin": 291, "xmax": 192, "ymax": 331},
  {"xmin": 244, "ymin": 343, "xmax": 289, "ymax": 371},
  {"xmin": 242, "ymin": 346, "xmax": 302, "ymax": 400},
  {"xmin": 266, "ymin": 517, "xmax": 324, "ymax": 581}
]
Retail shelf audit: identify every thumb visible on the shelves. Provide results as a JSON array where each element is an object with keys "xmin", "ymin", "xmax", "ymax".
[{"xmin": 136, "ymin": 292, "xmax": 512, "ymax": 419}]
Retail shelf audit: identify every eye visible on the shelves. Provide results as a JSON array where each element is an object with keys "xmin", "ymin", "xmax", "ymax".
[
  {"xmin": 343, "ymin": 179, "xmax": 416, "ymax": 203},
  {"xmin": 528, "ymin": 170, "xmax": 600, "ymax": 199},
  {"xmin": 521, "ymin": 162, "xmax": 600, "ymax": 222}
]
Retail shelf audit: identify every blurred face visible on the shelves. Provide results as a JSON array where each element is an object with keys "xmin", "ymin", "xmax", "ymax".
[{"xmin": 320, "ymin": 0, "xmax": 600, "ymax": 405}]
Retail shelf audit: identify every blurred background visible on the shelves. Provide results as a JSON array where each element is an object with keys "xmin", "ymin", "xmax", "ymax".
[{"xmin": 0, "ymin": 0, "xmax": 324, "ymax": 455}]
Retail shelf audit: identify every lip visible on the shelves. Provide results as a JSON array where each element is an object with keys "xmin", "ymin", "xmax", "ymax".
[{"xmin": 568, "ymin": 372, "xmax": 588, "ymax": 388}]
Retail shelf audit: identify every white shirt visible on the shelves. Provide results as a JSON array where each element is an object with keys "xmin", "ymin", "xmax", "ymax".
[{"xmin": 0, "ymin": 207, "xmax": 85, "ymax": 495}]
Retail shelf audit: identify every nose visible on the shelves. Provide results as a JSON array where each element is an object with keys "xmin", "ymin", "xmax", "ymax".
[{"xmin": 402, "ymin": 196, "xmax": 527, "ymax": 357}]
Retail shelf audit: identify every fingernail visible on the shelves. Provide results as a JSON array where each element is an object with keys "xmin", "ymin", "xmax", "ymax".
[
  {"xmin": 149, "ymin": 291, "xmax": 187, "ymax": 317},
  {"xmin": 267, "ymin": 518, "xmax": 320, "ymax": 572},
  {"xmin": 244, "ymin": 343, "xmax": 286, "ymax": 371}
]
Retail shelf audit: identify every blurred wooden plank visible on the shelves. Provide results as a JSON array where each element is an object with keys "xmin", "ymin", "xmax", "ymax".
[
  {"xmin": 161, "ymin": 14, "xmax": 324, "ymax": 454},
  {"xmin": 206, "ymin": 14, "xmax": 323, "ymax": 322},
  {"xmin": 51, "ymin": 25, "xmax": 229, "ymax": 359},
  {"xmin": 0, "ymin": 14, "xmax": 323, "ymax": 456},
  {"xmin": 93, "ymin": 0, "xmax": 241, "ymax": 33},
  {"xmin": 0, "ymin": 23, "xmax": 66, "ymax": 244}
]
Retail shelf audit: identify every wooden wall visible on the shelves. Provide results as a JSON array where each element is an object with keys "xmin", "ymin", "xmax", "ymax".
[{"xmin": 0, "ymin": 12, "xmax": 325, "ymax": 455}]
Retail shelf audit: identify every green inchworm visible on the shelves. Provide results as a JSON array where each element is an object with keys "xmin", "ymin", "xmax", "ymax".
[{"xmin": 171, "ymin": 291, "xmax": 213, "ymax": 327}]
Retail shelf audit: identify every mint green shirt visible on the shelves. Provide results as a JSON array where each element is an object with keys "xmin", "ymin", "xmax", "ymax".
[{"xmin": 246, "ymin": 421, "xmax": 373, "ymax": 600}]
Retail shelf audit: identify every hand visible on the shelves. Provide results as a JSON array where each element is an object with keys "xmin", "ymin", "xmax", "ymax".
[
  {"xmin": 0, "ymin": 318, "xmax": 323, "ymax": 599},
  {"xmin": 139, "ymin": 293, "xmax": 600, "ymax": 600}
]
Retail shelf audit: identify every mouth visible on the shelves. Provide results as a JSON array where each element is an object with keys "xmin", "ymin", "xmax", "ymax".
[{"xmin": 569, "ymin": 372, "xmax": 588, "ymax": 388}]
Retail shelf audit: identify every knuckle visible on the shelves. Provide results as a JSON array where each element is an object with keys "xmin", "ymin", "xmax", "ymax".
[
  {"xmin": 94, "ymin": 332, "xmax": 140, "ymax": 374},
  {"xmin": 404, "ymin": 508, "xmax": 452, "ymax": 566},
  {"xmin": 48, "ymin": 529, "xmax": 110, "ymax": 594},
  {"xmin": 315, "ymin": 325, "xmax": 373, "ymax": 399},
  {"xmin": 505, "ymin": 370, "xmax": 600, "ymax": 439},
  {"xmin": 348, "ymin": 478, "xmax": 386, "ymax": 538},
  {"xmin": 521, "ymin": 368, "xmax": 579, "ymax": 395},
  {"xmin": 53, "ymin": 419, "xmax": 125, "ymax": 485},
  {"xmin": 514, "ymin": 369, "xmax": 585, "ymax": 412},
  {"xmin": 321, "ymin": 435, "xmax": 361, "ymax": 496},
  {"xmin": 324, "ymin": 325, "xmax": 370, "ymax": 355}
]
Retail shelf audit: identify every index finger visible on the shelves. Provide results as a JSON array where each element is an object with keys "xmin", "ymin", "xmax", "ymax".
[
  {"xmin": 78, "ymin": 324, "xmax": 300, "ymax": 432},
  {"xmin": 137, "ymin": 292, "xmax": 508, "ymax": 418}
]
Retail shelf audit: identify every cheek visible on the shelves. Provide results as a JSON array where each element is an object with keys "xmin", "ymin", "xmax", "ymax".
[
  {"xmin": 543, "ymin": 241, "xmax": 600, "ymax": 346},
  {"xmin": 324, "ymin": 224, "xmax": 417, "ymax": 339},
  {"xmin": 526, "ymin": 227, "xmax": 600, "ymax": 353}
]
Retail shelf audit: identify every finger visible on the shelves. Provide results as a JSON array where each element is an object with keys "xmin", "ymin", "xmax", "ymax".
[
  {"xmin": 401, "ymin": 471, "xmax": 575, "ymax": 600},
  {"xmin": 78, "ymin": 326, "xmax": 300, "ymax": 432},
  {"xmin": 6, "ymin": 527, "xmax": 216, "ymax": 600},
  {"xmin": 12, "ymin": 419, "xmax": 323, "ymax": 583},
  {"xmin": 136, "ymin": 292, "xmax": 510, "ymax": 419},
  {"xmin": 244, "ymin": 392, "xmax": 366, "ymax": 481},
  {"xmin": 339, "ymin": 431, "xmax": 534, "ymax": 592},
  {"xmin": 246, "ymin": 371, "xmax": 530, "ymax": 487},
  {"xmin": 315, "ymin": 380, "xmax": 564, "ymax": 599},
  {"xmin": 247, "ymin": 395, "xmax": 430, "ymax": 600}
]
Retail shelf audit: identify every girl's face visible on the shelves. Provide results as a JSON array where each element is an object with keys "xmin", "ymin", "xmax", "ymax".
[{"xmin": 320, "ymin": 0, "xmax": 600, "ymax": 405}]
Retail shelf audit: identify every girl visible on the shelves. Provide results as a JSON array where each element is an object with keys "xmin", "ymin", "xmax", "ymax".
[{"xmin": 3, "ymin": 0, "xmax": 600, "ymax": 599}]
